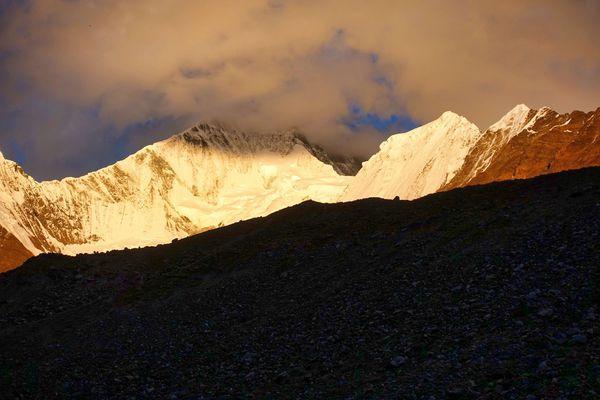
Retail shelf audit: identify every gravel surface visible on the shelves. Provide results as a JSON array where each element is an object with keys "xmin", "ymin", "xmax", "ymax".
[{"xmin": 1, "ymin": 168, "xmax": 599, "ymax": 399}]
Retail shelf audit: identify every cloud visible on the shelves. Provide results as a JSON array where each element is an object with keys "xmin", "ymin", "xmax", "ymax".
[{"xmin": 0, "ymin": 0, "xmax": 598, "ymax": 179}]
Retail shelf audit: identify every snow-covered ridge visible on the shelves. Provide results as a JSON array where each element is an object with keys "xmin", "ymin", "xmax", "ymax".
[
  {"xmin": 341, "ymin": 111, "xmax": 483, "ymax": 201},
  {"xmin": 438, "ymin": 104, "xmax": 538, "ymax": 186},
  {"xmin": 0, "ymin": 123, "xmax": 353, "ymax": 257},
  {"xmin": 488, "ymin": 104, "xmax": 532, "ymax": 137},
  {"xmin": 3, "ymin": 104, "xmax": 579, "ymax": 268}
]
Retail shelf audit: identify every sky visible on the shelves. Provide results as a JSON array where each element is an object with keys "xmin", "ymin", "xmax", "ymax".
[{"xmin": 0, "ymin": 0, "xmax": 599, "ymax": 180}]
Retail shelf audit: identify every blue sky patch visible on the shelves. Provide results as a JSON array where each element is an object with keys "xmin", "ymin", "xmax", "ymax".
[{"xmin": 344, "ymin": 104, "xmax": 419, "ymax": 134}]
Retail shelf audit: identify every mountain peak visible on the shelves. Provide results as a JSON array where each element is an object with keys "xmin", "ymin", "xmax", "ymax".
[
  {"xmin": 342, "ymin": 109, "xmax": 482, "ymax": 201},
  {"xmin": 535, "ymin": 106, "xmax": 557, "ymax": 120},
  {"xmin": 435, "ymin": 111, "xmax": 478, "ymax": 131},
  {"xmin": 519, "ymin": 106, "xmax": 556, "ymax": 131},
  {"xmin": 487, "ymin": 103, "xmax": 537, "ymax": 137},
  {"xmin": 506, "ymin": 103, "xmax": 531, "ymax": 115},
  {"xmin": 439, "ymin": 110, "xmax": 465, "ymax": 121},
  {"xmin": 165, "ymin": 121, "xmax": 360, "ymax": 175},
  {"xmin": 0, "ymin": 120, "xmax": 353, "ymax": 270},
  {"xmin": 173, "ymin": 122, "xmax": 276, "ymax": 153},
  {"xmin": 179, "ymin": 121, "xmax": 237, "ymax": 142},
  {"xmin": 175, "ymin": 121, "xmax": 297, "ymax": 147},
  {"xmin": 192, "ymin": 121, "xmax": 240, "ymax": 135}
]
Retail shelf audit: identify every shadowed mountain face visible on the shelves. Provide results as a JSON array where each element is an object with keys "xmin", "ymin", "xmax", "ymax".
[{"xmin": 1, "ymin": 168, "xmax": 598, "ymax": 398}]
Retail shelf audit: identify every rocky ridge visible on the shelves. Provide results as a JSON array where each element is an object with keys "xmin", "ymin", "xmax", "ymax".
[{"xmin": 444, "ymin": 106, "xmax": 600, "ymax": 189}]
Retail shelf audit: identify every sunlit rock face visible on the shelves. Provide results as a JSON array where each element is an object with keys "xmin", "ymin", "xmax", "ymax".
[
  {"xmin": 444, "ymin": 106, "xmax": 600, "ymax": 189},
  {"xmin": 0, "ymin": 124, "xmax": 353, "ymax": 271},
  {"xmin": 0, "ymin": 223, "xmax": 33, "ymax": 273}
]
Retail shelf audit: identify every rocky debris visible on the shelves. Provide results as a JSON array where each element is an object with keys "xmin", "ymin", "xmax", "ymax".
[
  {"xmin": 572, "ymin": 334, "xmax": 588, "ymax": 345},
  {"xmin": 390, "ymin": 356, "xmax": 407, "ymax": 367},
  {"xmin": 0, "ymin": 167, "xmax": 598, "ymax": 399}
]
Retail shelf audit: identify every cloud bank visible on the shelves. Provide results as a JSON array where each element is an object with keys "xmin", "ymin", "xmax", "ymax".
[{"xmin": 1, "ymin": 0, "xmax": 598, "ymax": 179}]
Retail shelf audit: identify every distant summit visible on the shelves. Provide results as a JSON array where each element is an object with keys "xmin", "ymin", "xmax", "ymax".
[
  {"xmin": 176, "ymin": 123, "xmax": 361, "ymax": 175},
  {"xmin": 444, "ymin": 106, "xmax": 600, "ymax": 190},
  {"xmin": 342, "ymin": 110, "xmax": 482, "ymax": 201},
  {"xmin": 342, "ymin": 105, "xmax": 600, "ymax": 201},
  {"xmin": 0, "ymin": 124, "xmax": 353, "ymax": 271},
  {"xmin": 1, "ymin": 105, "xmax": 598, "ymax": 271}
]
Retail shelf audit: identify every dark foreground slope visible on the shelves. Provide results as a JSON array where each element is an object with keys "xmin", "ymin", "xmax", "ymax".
[{"xmin": 1, "ymin": 168, "xmax": 599, "ymax": 399}]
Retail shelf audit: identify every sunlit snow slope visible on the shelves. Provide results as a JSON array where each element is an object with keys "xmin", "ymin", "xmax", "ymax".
[
  {"xmin": 341, "ymin": 112, "xmax": 482, "ymax": 201},
  {"xmin": 0, "ymin": 124, "xmax": 351, "ymax": 270}
]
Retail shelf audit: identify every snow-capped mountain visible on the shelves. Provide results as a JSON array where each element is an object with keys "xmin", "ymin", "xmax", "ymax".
[
  {"xmin": 2, "ymin": 105, "xmax": 598, "ymax": 272},
  {"xmin": 0, "ymin": 124, "xmax": 354, "ymax": 271},
  {"xmin": 341, "ymin": 105, "xmax": 600, "ymax": 202},
  {"xmin": 443, "ymin": 104, "xmax": 538, "ymax": 187},
  {"xmin": 444, "ymin": 106, "xmax": 600, "ymax": 189},
  {"xmin": 341, "ymin": 111, "xmax": 482, "ymax": 201}
]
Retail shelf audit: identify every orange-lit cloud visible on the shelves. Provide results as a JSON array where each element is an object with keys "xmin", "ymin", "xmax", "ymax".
[{"xmin": 0, "ymin": 0, "xmax": 599, "ymax": 178}]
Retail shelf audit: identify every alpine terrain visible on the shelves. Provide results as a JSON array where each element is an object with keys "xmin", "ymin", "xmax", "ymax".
[
  {"xmin": 341, "ymin": 111, "xmax": 482, "ymax": 201},
  {"xmin": 1, "ymin": 105, "xmax": 599, "ymax": 271},
  {"xmin": 444, "ymin": 105, "xmax": 600, "ymax": 190},
  {"xmin": 0, "ymin": 124, "xmax": 356, "ymax": 272},
  {"xmin": 342, "ymin": 105, "xmax": 600, "ymax": 201}
]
